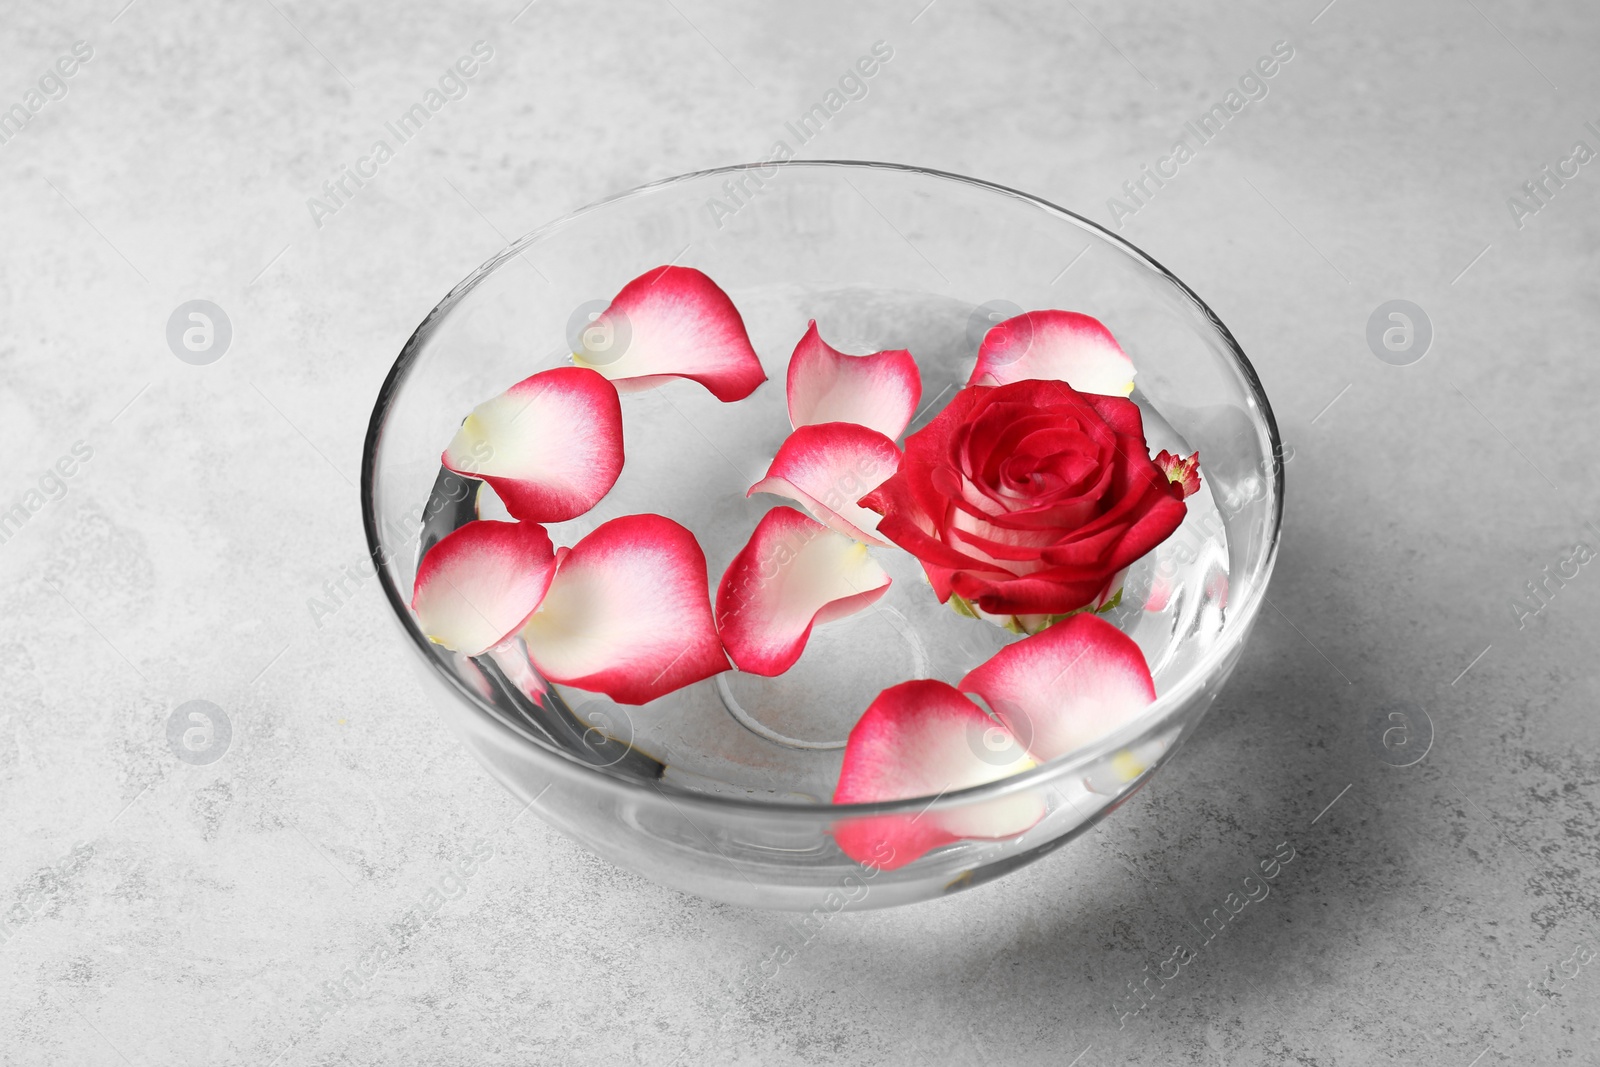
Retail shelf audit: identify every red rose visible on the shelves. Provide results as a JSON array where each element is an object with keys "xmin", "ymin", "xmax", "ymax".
[{"xmin": 860, "ymin": 379, "xmax": 1188, "ymax": 618}]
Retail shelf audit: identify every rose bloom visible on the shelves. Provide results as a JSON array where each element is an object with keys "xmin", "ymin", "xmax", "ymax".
[{"xmin": 860, "ymin": 379, "xmax": 1188, "ymax": 620}]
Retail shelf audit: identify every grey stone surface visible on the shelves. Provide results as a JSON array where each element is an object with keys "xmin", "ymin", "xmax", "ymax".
[{"xmin": 2, "ymin": 1, "xmax": 1597, "ymax": 1064}]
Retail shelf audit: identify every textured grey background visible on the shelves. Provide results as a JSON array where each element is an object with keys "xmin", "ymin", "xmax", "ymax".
[{"xmin": 2, "ymin": 0, "xmax": 1598, "ymax": 1064}]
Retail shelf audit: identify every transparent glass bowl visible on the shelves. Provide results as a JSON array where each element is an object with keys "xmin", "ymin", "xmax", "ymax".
[{"xmin": 361, "ymin": 161, "xmax": 1284, "ymax": 910}]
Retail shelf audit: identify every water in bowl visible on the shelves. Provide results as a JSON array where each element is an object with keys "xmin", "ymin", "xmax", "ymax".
[{"xmin": 417, "ymin": 289, "xmax": 1230, "ymax": 803}]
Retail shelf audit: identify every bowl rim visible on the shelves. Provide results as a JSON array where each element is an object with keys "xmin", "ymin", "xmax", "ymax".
[{"xmin": 360, "ymin": 158, "xmax": 1284, "ymax": 819}]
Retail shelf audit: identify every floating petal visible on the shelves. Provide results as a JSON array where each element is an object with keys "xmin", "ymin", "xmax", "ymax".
[
  {"xmin": 960, "ymin": 613, "xmax": 1156, "ymax": 763},
  {"xmin": 970, "ymin": 310, "xmax": 1136, "ymax": 396},
  {"xmin": 574, "ymin": 265, "xmax": 766, "ymax": 402},
  {"xmin": 411, "ymin": 520, "xmax": 556, "ymax": 656},
  {"xmin": 786, "ymin": 321, "xmax": 921, "ymax": 439},
  {"xmin": 831, "ymin": 680, "xmax": 1044, "ymax": 870},
  {"xmin": 748, "ymin": 423, "xmax": 900, "ymax": 544},
  {"xmin": 715, "ymin": 507, "xmax": 891, "ymax": 676},
  {"xmin": 521, "ymin": 514, "xmax": 728, "ymax": 705},
  {"xmin": 442, "ymin": 366, "xmax": 624, "ymax": 523}
]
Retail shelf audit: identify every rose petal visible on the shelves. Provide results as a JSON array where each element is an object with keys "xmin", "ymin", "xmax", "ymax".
[
  {"xmin": 574, "ymin": 265, "xmax": 766, "ymax": 402},
  {"xmin": 485, "ymin": 640, "xmax": 551, "ymax": 706},
  {"xmin": 715, "ymin": 506, "xmax": 891, "ymax": 676},
  {"xmin": 1144, "ymin": 563, "xmax": 1176, "ymax": 612},
  {"xmin": 960, "ymin": 614, "xmax": 1156, "ymax": 762},
  {"xmin": 786, "ymin": 321, "xmax": 922, "ymax": 439},
  {"xmin": 451, "ymin": 650, "xmax": 499, "ymax": 702},
  {"xmin": 748, "ymin": 423, "xmax": 901, "ymax": 545},
  {"xmin": 945, "ymin": 570, "xmax": 1119, "ymax": 617},
  {"xmin": 520, "ymin": 514, "xmax": 729, "ymax": 705},
  {"xmin": 970, "ymin": 310, "xmax": 1136, "ymax": 396},
  {"xmin": 411, "ymin": 520, "xmax": 557, "ymax": 656},
  {"xmin": 831, "ymin": 680, "xmax": 1044, "ymax": 870},
  {"xmin": 442, "ymin": 366, "xmax": 624, "ymax": 524},
  {"xmin": 859, "ymin": 387, "xmax": 989, "ymax": 575},
  {"xmin": 1039, "ymin": 491, "xmax": 1187, "ymax": 574}
]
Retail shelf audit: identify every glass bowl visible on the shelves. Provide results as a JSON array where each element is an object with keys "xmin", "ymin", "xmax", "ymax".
[{"xmin": 361, "ymin": 161, "xmax": 1284, "ymax": 910}]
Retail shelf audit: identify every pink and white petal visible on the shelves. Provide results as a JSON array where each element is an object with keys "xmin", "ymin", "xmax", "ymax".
[
  {"xmin": 442, "ymin": 366, "xmax": 624, "ymax": 523},
  {"xmin": 1205, "ymin": 565, "xmax": 1228, "ymax": 610},
  {"xmin": 786, "ymin": 321, "xmax": 922, "ymax": 439},
  {"xmin": 485, "ymin": 639, "xmax": 551, "ymax": 706},
  {"xmin": 969, "ymin": 310, "xmax": 1136, "ymax": 397},
  {"xmin": 411, "ymin": 520, "xmax": 557, "ymax": 656},
  {"xmin": 520, "ymin": 514, "xmax": 728, "ymax": 705},
  {"xmin": 959, "ymin": 613, "xmax": 1157, "ymax": 763},
  {"xmin": 603, "ymin": 374, "xmax": 682, "ymax": 395},
  {"xmin": 831, "ymin": 680, "xmax": 1044, "ymax": 869},
  {"xmin": 716, "ymin": 507, "xmax": 892, "ymax": 676},
  {"xmin": 451, "ymin": 649, "xmax": 500, "ymax": 703},
  {"xmin": 1144, "ymin": 557, "xmax": 1178, "ymax": 613},
  {"xmin": 747, "ymin": 423, "xmax": 901, "ymax": 544},
  {"xmin": 574, "ymin": 266, "xmax": 767, "ymax": 402}
]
